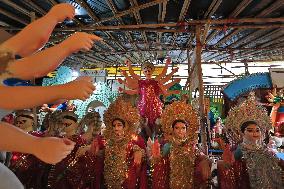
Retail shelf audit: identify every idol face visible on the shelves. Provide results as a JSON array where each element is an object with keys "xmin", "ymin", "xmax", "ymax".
[
  {"xmin": 173, "ymin": 121, "xmax": 187, "ymax": 139},
  {"xmin": 62, "ymin": 118, "xmax": 78, "ymax": 135},
  {"xmin": 243, "ymin": 124, "xmax": 261, "ymax": 143},
  {"xmin": 142, "ymin": 66, "xmax": 154, "ymax": 79},
  {"xmin": 15, "ymin": 116, "xmax": 34, "ymax": 132},
  {"xmin": 112, "ymin": 119, "xmax": 125, "ymax": 137}
]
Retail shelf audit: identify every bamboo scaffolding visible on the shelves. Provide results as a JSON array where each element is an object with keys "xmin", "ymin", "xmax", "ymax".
[
  {"xmin": 92, "ymin": 0, "xmax": 168, "ymax": 24},
  {"xmin": 195, "ymin": 26, "xmax": 208, "ymax": 154}
]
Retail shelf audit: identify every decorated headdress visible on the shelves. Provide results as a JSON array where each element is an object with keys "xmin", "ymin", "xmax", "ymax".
[
  {"xmin": 44, "ymin": 110, "xmax": 63, "ymax": 136},
  {"xmin": 103, "ymin": 97, "xmax": 141, "ymax": 140},
  {"xmin": 225, "ymin": 92, "xmax": 271, "ymax": 142},
  {"xmin": 60, "ymin": 111, "xmax": 78, "ymax": 122},
  {"xmin": 15, "ymin": 110, "xmax": 34, "ymax": 119},
  {"xmin": 161, "ymin": 101, "xmax": 199, "ymax": 141},
  {"xmin": 14, "ymin": 110, "xmax": 35, "ymax": 130},
  {"xmin": 78, "ymin": 111, "xmax": 102, "ymax": 133}
]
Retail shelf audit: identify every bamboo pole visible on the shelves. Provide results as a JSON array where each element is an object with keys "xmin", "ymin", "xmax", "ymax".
[
  {"xmin": 3, "ymin": 23, "xmax": 284, "ymax": 32},
  {"xmin": 93, "ymin": 0, "xmax": 168, "ymax": 24},
  {"xmin": 95, "ymin": 16, "xmax": 284, "ymax": 27},
  {"xmin": 195, "ymin": 26, "xmax": 208, "ymax": 154},
  {"xmin": 185, "ymin": 49, "xmax": 192, "ymax": 96},
  {"xmin": 58, "ymin": 23, "xmax": 284, "ymax": 31}
]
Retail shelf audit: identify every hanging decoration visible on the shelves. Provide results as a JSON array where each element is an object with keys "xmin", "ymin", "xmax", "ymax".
[{"xmin": 73, "ymin": 81, "xmax": 119, "ymax": 118}]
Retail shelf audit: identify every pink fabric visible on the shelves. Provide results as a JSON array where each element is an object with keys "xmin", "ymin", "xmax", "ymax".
[{"xmin": 138, "ymin": 79, "xmax": 163, "ymax": 127}]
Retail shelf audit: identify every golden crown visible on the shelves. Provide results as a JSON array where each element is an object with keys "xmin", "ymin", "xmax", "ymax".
[
  {"xmin": 225, "ymin": 92, "xmax": 271, "ymax": 142},
  {"xmin": 15, "ymin": 110, "xmax": 34, "ymax": 118},
  {"xmin": 78, "ymin": 111, "xmax": 102, "ymax": 131},
  {"xmin": 60, "ymin": 111, "xmax": 78, "ymax": 120},
  {"xmin": 161, "ymin": 101, "xmax": 199, "ymax": 141},
  {"xmin": 103, "ymin": 97, "xmax": 141, "ymax": 140}
]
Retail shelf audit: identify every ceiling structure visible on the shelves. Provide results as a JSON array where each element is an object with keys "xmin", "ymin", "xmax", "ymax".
[{"xmin": 0, "ymin": 0, "xmax": 284, "ymax": 86}]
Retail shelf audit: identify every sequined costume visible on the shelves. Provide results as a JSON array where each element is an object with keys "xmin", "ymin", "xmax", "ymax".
[
  {"xmin": 65, "ymin": 111, "xmax": 105, "ymax": 189},
  {"xmin": 47, "ymin": 135, "xmax": 86, "ymax": 189},
  {"xmin": 103, "ymin": 97, "xmax": 148, "ymax": 189},
  {"xmin": 138, "ymin": 79, "xmax": 163, "ymax": 127},
  {"xmin": 218, "ymin": 144, "xmax": 284, "ymax": 189},
  {"xmin": 10, "ymin": 131, "xmax": 46, "ymax": 189},
  {"xmin": 152, "ymin": 101, "xmax": 210, "ymax": 189},
  {"xmin": 104, "ymin": 135, "xmax": 147, "ymax": 189},
  {"xmin": 68, "ymin": 135, "xmax": 105, "ymax": 189},
  {"xmin": 152, "ymin": 140, "xmax": 209, "ymax": 189},
  {"xmin": 219, "ymin": 93, "xmax": 284, "ymax": 189}
]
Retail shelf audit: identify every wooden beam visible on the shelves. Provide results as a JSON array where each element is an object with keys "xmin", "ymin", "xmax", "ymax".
[
  {"xmin": 227, "ymin": 0, "xmax": 284, "ymax": 49},
  {"xmin": 171, "ymin": 0, "xmax": 192, "ymax": 46},
  {"xmin": 27, "ymin": 0, "xmax": 46, "ymax": 15},
  {"xmin": 105, "ymin": 0, "xmax": 118, "ymax": 14},
  {"xmin": 161, "ymin": 1, "xmax": 168, "ymax": 22},
  {"xmin": 260, "ymin": 34, "xmax": 284, "ymax": 48},
  {"xmin": 46, "ymin": 0, "xmax": 83, "ymax": 26},
  {"xmin": 241, "ymin": 28, "xmax": 283, "ymax": 48},
  {"xmin": 204, "ymin": 0, "xmax": 222, "ymax": 19},
  {"xmin": 4, "ymin": 22, "xmax": 284, "ymax": 33},
  {"xmin": 211, "ymin": 0, "xmax": 283, "ymax": 45},
  {"xmin": 76, "ymin": 0, "xmax": 124, "ymax": 54},
  {"xmin": 88, "ymin": 46, "xmax": 284, "ymax": 55},
  {"xmin": 195, "ymin": 26, "xmax": 207, "ymax": 153},
  {"xmin": 93, "ymin": 0, "xmax": 168, "ymax": 24},
  {"xmin": 206, "ymin": 0, "xmax": 253, "ymax": 43},
  {"xmin": 157, "ymin": 0, "xmax": 168, "ymax": 52},
  {"xmin": 257, "ymin": 0, "xmax": 283, "ymax": 17},
  {"xmin": 213, "ymin": 29, "xmax": 240, "ymax": 47},
  {"xmin": 229, "ymin": 0, "xmax": 253, "ymax": 18},
  {"xmin": 2, "ymin": 0, "xmax": 31, "ymax": 17},
  {"xmin": 130, "ymin": 0, "xmax": 149, "ymax": 58},
  {"xmin": 74, "ymin": 0, "xmax": 99, "ymax": 21},
  {"xmin": 0, "ymin": 7, "xmax": 28, "ymax": 25},
  {"xmin": 104, "ymin": 0, "xmax": 140, "ymax": 63},
  {"xmin": 184, "ymin": 49, "xmax": 192, "ymax": 89},
  {"xmin": 227, "ymin": 29, "xmax": 266, "ymax": 48}
]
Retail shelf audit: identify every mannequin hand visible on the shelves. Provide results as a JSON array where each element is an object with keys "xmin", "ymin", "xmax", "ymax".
[
  {"xmin": 125, "ymin": 59, "xmax": 131, "ymax": 67},
  {"xmin": 274, "ymin": 102, "xmax": 281, "ymax": 109},
  {"xmin": 118, "ymin": 87, "xmax": 124, "ymax": 93},
  {"xmin": 134, "ymin": 150, "xmax": 142, "ymax": 165},
  {"xmin": 173, "ymin": 67, "xmax": 179, "ymax": 73},
  {"xmin": 62, "ymin": 76, "xmax": 95, "ymax": 101},
  {"xmin": 165, "ymin": 57, "xmax": 171, "ymax": 65},
  {"xmin": 47, "ymin": 3, "xmax": 75, "ymax": 22},
  {"xmin": 90, "ymin": 139, "xmax": 99, "ymax": 155},
  {"xmin": 120, "ymin": 70, "xmax": 128, "ymax": 77},
  {"xmin": 152, "ymin": 139, "xmax": 161, "ymax": 158},
  {"xmin": 197, "ymin": 158, "xmax": 211, "ymax": 181},
  {"xmin": 117, "ymin": 78, "xmax": 123, "ymax": 84},
  {"xmin": 33, "ymin": 137, "xmax": 75, "ymax": 164},
  {"xmin": 222, "ymin": 144, "xmax": 234, "ymax": 164},
  {"xmin": 60, "ymin": 32, "xmax": 102, "ymax": 53}
]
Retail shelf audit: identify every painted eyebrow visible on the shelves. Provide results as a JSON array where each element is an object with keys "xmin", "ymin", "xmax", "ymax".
[{"xmin": 246, "ymin": 128, "xmax": 260, "ymax": 131}]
